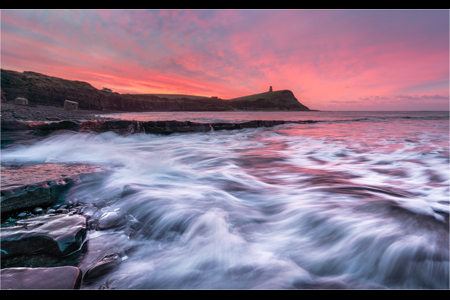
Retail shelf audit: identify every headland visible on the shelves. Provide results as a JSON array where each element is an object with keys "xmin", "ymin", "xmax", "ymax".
[{"xmin": 1, "ymin": 69, "xmax": 311, "ymax": 116}]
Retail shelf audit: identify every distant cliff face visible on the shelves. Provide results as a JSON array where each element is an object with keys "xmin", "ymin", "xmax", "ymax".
[
  {"xmin": 99, "ymin": 93, "xmax": 233, "ymax": 112},
  {"xmin": 228, "ymin": 90, "xmax": 310, "ymax": 111},
  {"xmin": 1, "ymin": 69, "xmax": 311, "ymax": 112}
]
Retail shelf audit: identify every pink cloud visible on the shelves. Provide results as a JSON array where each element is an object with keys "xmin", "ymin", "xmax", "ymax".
[{"xmin": 1, "ymin": 9, "xmax": 448, "ymax": 110}]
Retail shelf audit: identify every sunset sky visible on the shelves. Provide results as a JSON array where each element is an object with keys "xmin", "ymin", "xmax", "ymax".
[{"xmin": 1, "ymin": 9, "xmax": 449, "ymax": 111}]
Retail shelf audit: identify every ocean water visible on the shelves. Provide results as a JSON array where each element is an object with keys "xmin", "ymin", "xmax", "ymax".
[{"xmin": 1, "ymin": 111, "xmax": 449, "ymax": 289}]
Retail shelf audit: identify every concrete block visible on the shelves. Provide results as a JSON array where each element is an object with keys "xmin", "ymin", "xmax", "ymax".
[
  {"xmin": 14, "ymin": 97, "xmax": 28, "ymax": 105},
  {"xmin": 64, "ymin": 100, "xmax": 78, "ymax": 111}
]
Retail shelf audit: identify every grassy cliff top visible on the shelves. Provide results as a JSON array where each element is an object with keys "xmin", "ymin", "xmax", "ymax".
[
  {"xmin": 227, "ymin": 90, "xmax": 294, "ymax": 102},
  {"xmin": 130, "ymin": 93, "xmax": 212, "ymax": 100},
  {"xmin": 2, "ymin": 69, "xmax": 97, "ymax": 90}
]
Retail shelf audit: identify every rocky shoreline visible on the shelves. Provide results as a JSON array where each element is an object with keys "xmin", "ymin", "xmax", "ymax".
[
  {"xmin": 1, "ymin": 104, "xmax": 128, "ymax": 289},
  {"xmin": 0, "ymin": 161, "xmax": 142, "ymax": 289},
  {"xmin": 1, "ymin": 102, "xmax": 318, "ymax": 149},
  {"xmin": 1, "ymin": 102, "xmax": 115, "ymax": 122},
  {"xmin": 0, "ymin": 65, "xmax": 317, "ymax": 289},
  {"xmin": 1, "ymin": 103, "xmax": 319, "ymax": 289}
]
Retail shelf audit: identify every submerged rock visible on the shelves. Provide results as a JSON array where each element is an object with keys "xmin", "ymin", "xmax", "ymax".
[
  {"xmin": 81, "ymin": 206, "xmax": 98, "ymax": 220},
  {"xmin": 1, "ymin": 214, "xmax": 87, "ymax": 259},
  {"xmin": 83, "ymin": 253, "xmax": 122, "ymax": 283},
  {"xmin": 97, "ymin": 211, "xmax": 127, "ymax": 230},
  {"xmin": 99, "ymin": 273, "xmax": 131, "ymax": 290},
  {"xmin": 77, "ymin": 233, "xmax": 138, "ymax": 288},
  {"xmin": 0, "ymin": 266, "xmax": 82, "ymax": 289},
  {"xmin": 121, "ymin": 183, "xmax": 149, "ymax": 198}
]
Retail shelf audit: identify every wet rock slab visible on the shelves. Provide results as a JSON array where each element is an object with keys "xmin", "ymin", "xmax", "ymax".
[
  {"xmin": 80, "ymin": 119, "xmax": 319, "ymax": 135},
  {"xmin": 1, "ymin": 163, "xmax": 105, "ymax": 215},
  {"xmin": 2, "ymin": 119, "xmax": 319, "ymax": 137},
  {"xmin": 1, "ymin": 214, "xmax": 87, "ymax": 259},
  {"xmin": 0, "ymin": 266, "xmax": 82, "ymax": 289},
  {"xmin": 77, "ymin": 233, "xmax": 138, "ymax": 288}
]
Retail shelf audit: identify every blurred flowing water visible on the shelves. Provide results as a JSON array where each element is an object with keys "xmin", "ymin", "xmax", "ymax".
[{"xmin": 1, "ymin": 111, "xmax": 449, "ymax": 289}]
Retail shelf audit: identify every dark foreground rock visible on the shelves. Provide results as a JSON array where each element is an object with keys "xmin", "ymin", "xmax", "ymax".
[
  {"xmin": 83, "ymin": 253, "xmax": 122, "ymax": 283},
  {"xmin": 1, "ymin": 163, "xmax": 105, "ymax": 216},
  {"xmin": 77, "ymin": 233, "xmax": 138, "ymax": 288},
  {"xmin": 78, "ymin": 119, "xmax": 318, "ymax": 135},
  {"xmin": 1, "ymin": 214, "xmax": 87, "ymax": 259},
  {"xmin": 0, "ymin": 266, "xmax": 82, "ymax": 289}
]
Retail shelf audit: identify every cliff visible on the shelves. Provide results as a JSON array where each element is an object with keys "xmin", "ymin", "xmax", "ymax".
[
  {"xmin": 1, "ymin": 69, "xmax": 310, "ymax": 112},
  {"xmin": 1, "ymin": 69, "xmax": 106, "ymax": 110},
  {"xmin": 228, "ymin": 90, "xmax": 310, "ymax": 111}
]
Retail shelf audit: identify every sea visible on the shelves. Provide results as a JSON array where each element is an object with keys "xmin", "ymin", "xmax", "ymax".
[{"xmin": 1, "ymin": 111, "xmax": 449, "ymax": 289}]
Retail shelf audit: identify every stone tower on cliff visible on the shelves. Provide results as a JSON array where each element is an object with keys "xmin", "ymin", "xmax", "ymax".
[{"xmin": 269, "ymin": 86, "xmax": 273, "ymax": 92}]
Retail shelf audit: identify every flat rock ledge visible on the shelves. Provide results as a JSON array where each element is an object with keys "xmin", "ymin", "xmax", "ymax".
[
  {"xmin": 1, "ymin": 163, "xmax": 105, "ymax": 216},
  {"xmin": 0, "ymin": 266, "xmax": 82, "ymax": 289},
  {"xmin": 2, "ymin": 119, "xmax": 319, "ymax": 136}
]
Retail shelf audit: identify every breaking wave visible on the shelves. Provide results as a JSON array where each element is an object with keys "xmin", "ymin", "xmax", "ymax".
[{"xmin": 1, "ymin": 111, "xmax": 448, "ymax": 289}]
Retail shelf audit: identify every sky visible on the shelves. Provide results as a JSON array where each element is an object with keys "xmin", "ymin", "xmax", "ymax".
[{"xmin": 1, "ymin": 9, "xmax": 449, "ymax": 111}]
